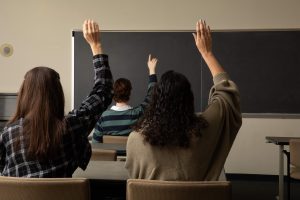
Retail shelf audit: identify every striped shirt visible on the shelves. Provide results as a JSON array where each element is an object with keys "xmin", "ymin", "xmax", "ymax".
[
  {"xmin": 92, "ymin": 74, "xmax": 157, "ymax": 143},
  {"xmin": 0, "ymin": 54, "xmax": 113, "ymax": 177}
]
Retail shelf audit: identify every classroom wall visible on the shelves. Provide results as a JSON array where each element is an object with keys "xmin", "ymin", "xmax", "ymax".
[{"xmin": 1, "ymin": 0, "xmax": 300, "ymax": 175}]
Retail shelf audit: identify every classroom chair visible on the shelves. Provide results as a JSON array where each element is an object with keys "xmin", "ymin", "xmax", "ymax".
[
  {"xmin": 103, "ymin": 135, "xmax": 128, "ymax": 144},
  {"xmin": 286, "ymin": 139, "xmax": 300, "ymax": 200},
  {"xmin": 102, "ymin": 135, "xmax": 128, "ymax": 161},
  {"xmin": 126, "ymin": 179, "xmax": 232, "ymax": 200},
  {"xmin": 91, "ymin": 148, "xmax": 117, "ymax": 161},
  {"xmin": 0, "ymin": 176, "xmax": 90, "ymax": 200}
]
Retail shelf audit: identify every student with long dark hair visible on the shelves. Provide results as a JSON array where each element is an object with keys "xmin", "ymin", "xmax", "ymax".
[
  {"xmin": 125, "ymin": 20, "xmax": 242, "ymax": 181},
  {"xmin": 0, "ymin": 20, "xmax": 113, "ymax": 177}
]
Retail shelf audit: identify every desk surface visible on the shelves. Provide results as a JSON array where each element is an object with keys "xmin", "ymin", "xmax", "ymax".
[
  {"xmin": 73, "ymin": 161, "xmax": 128, "ymax": 181},
  {"xmin": 91, "ymin": 143, "xmax": 126, "ymax": 156},
  {"xmin": 266, "ymin": 136, "xmax": 300, "ymax": 145}
]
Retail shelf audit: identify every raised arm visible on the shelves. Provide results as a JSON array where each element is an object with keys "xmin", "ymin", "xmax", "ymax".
[
  {"xmin": 134, "ymin": 54, "xmax": 158, "ymax": 113},
  {"xmin": 67, "ymin": 20, "xmax": 113, "ymax": 136},
  {"xmin": 192, "ymin": 20, "xmax": 225, "ymax": 77}
]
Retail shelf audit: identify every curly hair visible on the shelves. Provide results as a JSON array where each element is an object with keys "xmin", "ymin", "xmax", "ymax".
[
  {"xmin": 113, "ymin": 78, "xmax": 132, "ymax": 102},
  {"xmin": 134, "ymin": 70, "xmax": 208, "ymax": 148}
]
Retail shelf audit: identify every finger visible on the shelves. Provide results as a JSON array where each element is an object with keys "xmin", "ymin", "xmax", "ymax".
[
  {"xmin": 196, "ymin": 21, "xmax": 200, "ymax": 37},
  {"xmin": 207, "ymin": 25, "xmax": 212, "ymax": 42},
  {"xmin": 83, "ymin": 20, "xmax": 88, "ymax": 32},
  {"xmin": 203, "ymin": 20, "xmax": 208, "ymax": 38},
  {"xmin": 148, "ymin": 54, "xmax": 152, "ymax": 61},
  {"xmin": 200, "ymin": 19, "xmax": 204, "ymax": 38},
  {"xmin": 208, "ymin": 25, "xmax": 211, "ymax": 34},
  {"xmin": 95, "ymin": 23, "xmax": 99, "ymax": 31},
  {"xmin": 88, "ymin": 19, "xmax": 92, "ymax": 33},
  {"xmin": 91, "ymin": 20, "xmax": 95, "ymax": 33},
  {"xmin": 192, "ymin": 33, "xmax": 197, "ymax": 42}
]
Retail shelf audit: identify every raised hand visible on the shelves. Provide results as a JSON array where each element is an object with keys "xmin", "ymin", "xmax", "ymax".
[
  {"xmin": 193, "ymin": 20, "xmax": 224, "ymax": 76},
  {"xmin": 147, "ymin": 54, "xmax": 158, "ymax": 75},
  {"xmin": 192, "ymin": 19, "xmax": 212, "ymax": 57},
  {"xmin": 83, "ymin": 19, "xmax": 102, "ymax": 55}
]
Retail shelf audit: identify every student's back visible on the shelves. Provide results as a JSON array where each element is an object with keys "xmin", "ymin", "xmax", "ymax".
[
  {"xmin": 125, "ymin": 20, "xmax": 242, "ymax": 181},
  {"xmin": 0, "ymin": 20, "xmax": 113, "ymax": 177},
  {"xmin": 93, "ymin": 55, "xmax": 158, "ymax": 143}
]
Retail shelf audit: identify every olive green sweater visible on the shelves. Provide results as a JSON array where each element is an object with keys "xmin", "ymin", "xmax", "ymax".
[{"xmin": 125, "ymin": 72, "xmax": 242, "ymax": 181}]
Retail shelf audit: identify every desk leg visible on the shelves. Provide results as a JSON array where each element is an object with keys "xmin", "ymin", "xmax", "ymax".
[{"xmin": 279, "ymin": 145, "xmax": 284, "ymax": 200}]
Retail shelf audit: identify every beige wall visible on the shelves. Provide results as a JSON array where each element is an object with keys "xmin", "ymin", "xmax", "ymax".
[{"xmin": 1, "ymin": 0, "xmax": 300, "ymax": 175}]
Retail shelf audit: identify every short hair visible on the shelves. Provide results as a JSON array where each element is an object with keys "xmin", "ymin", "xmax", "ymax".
[{"xmin": 113, "ymin": 78, "xmax": 132, "ymax": 102}]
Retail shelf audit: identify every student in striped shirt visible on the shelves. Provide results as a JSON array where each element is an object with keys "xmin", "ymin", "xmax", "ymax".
[{"xmin": 92, "ymin": 55, "xmax": 158, "ymax": 143}]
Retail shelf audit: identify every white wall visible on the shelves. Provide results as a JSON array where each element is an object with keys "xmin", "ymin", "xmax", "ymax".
[{"xmin": 1, "ymin": 0, "xmax": 300, "ymax": 175}]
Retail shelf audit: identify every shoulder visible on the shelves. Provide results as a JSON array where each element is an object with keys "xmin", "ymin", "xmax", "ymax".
[
  {"xmin": 1, "ymin": 119, "xmax": 23, "ymax": 140},
  {"xmin": 127, "ymin": 131, "xmax": 145, "ymax": 148},
  {"xmin": 101, "ymin": 109, "xmax": 115, "ymax": 116},
  {"xmin": 128, "ymin": 131, "xmax": 143, "ymax": 141}
]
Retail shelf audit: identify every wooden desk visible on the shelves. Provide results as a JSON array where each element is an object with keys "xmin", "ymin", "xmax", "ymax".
[
  {"xmin": 73, "ymin": 160, "xmax": 128, "ymax": 180},
  {"xmin": 91, "ymin": 143, "xmax": 126, "ymax": 156},
  {"xmin": 266, "ymin": 136, "xmax": 300, "ymax": 200},
  {"xmin": 73, "ymin": 160, "xmax": 128, "ymax": 200}
]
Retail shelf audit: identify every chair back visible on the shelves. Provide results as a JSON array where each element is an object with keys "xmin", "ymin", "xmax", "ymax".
[
  {"xmin": 127, "ymin": 179, "xmax": 231, "ymax": 200},
  {"xmin": 290, "ymin": 139, "xmax": 300, "ymax": 167},
  {"xmin": 91, "ymin": 149, "xmax": 117, "ymax": 161},
  {"xmin": 103, "ymin": 135, "xmax": 128, "ymax": 144},
  {"xmin": 0, "ymin": 176, "xmax": 90, "ymax": 200}
]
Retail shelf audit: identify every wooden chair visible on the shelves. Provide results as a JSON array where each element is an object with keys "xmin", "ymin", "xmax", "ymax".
[
  {"xmin": 103, "ymin": 136, "xmax": 128, "ymax": 161},
  {"xmin": 103, "ymin": 135, "xmax": 128, "ymax": 144},
  {"xmin": 0, "ymin": 176, "xmax": 90, "ymax": 200},
  {"xmin": 127, "ymin": 179, "xmax": 232, "ymax": 200},
  {"xmin": 91, "ymin": 148, "xmax": 117, "ymax": 161},
  {"xmin": 286, "ymin": 139, "xmax": 300, "ymax": 200}
]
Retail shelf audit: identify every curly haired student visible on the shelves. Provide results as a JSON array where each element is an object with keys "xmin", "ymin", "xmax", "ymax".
[{"xmin": 125, "ymin": 20, "xmax": 242, "ymax": 181}]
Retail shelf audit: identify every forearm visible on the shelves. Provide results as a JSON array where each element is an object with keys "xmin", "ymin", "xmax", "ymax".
[
  {"xmin": 89, "ymin": 54, "xmax": 113, "ymax": 110},
  {"xmin": 66, "ymin": 55, "xmax": 113, "ymax": 136},
  {"xmin": 139, "ymin": 74, "xmax": 157, "ymax": 110},
  {"xmin": 148, "ymin": 74, "xmax": 157, "ymax": 88},
  {"xmin": 202, "ymin": 52, "xmax": 225, "ymax": 77}
]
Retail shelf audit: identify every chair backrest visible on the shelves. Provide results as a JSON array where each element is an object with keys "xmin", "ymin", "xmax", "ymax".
[
  {"xmin": 91, "ymin": 148, "xmax": 117, "ymax": 161},
  {"xmin": 0, "ymin": 176, "xmax": 90, "ymax": 200},
  {"xmin": 290, "ymin": 139, "xmax": 300, "ymax": 167},
  {"xmin": 103, "ymin": 135, "xmax": 128, "ymax": 144},
  {"xmin": 127, "ymin": 179, "xmax": 232, "ymax": 200}
]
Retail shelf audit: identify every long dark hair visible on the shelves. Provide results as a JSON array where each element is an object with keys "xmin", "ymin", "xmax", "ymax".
[
  {"xmin": 134, "ymin": 70, "xmax": 208, "ymax": 148},
  {"xmin": 9, "ymin": 66, "xmax": 65, "ymax": 161}
]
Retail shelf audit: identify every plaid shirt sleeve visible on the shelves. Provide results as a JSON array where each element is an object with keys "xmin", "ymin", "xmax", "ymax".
[
  {"xmin": 66, "ymin": 54, "xmax": 113, "ymax": 170},
  {"xmin": 0, "ymin": 131, "xmax": 5, "ymax": 173}
]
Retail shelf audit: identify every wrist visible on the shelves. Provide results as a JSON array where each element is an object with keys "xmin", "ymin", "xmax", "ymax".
[
  {"xmin": 201, "ymin": 52, "xmax": 214, "ymax": 60},
  {"xmin": 149, "ymin": 69, "xmax": 155, "ymax": 75},
  {"xmin": 90, "ymin": 43, "xmax": 103, "ymax": 55}
]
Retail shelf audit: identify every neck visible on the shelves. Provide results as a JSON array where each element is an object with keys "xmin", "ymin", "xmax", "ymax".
[{"xmin": 116, "ymin": 102, "xmax": 129, "ymax": 107}]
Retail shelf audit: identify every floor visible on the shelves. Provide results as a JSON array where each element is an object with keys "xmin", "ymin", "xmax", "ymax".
[
  {"xmin": 228, "ymin": 174, "xmax": 300, "ymax": 200},
  {"xmin": 89, "ymin": 174, "xmax": 300, "ymax": 200}
]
